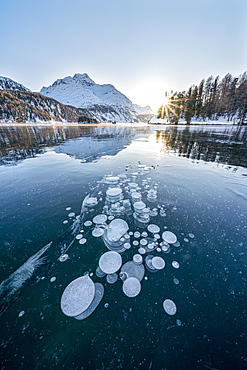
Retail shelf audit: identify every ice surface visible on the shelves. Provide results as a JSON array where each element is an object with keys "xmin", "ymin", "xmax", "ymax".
[
  {"xmin": 60, "ymin": 276, "xmax": 95, "ymax": 317},
  {"xmin": 163, "ymin": 299, "xmax": 177, "ymax": 315},
  {"xmin": 123, "ymin": 277, "xmax": 141, "ymax": 298},
  {"xmin": 99, "ymin": 251, "xmax": 122, "ymax": 274}
]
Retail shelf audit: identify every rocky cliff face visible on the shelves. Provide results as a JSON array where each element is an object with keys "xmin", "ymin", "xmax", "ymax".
[{"xmin": 40, "ymin": 73, "xmax": 153, "ymax": 123}]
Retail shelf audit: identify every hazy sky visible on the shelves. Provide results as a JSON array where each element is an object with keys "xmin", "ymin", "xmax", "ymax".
[{"xmin": 1, "ymin": 0, "xmax": 246, "ymax": 111}]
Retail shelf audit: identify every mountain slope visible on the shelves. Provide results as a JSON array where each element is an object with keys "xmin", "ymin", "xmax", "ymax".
[
  {"xmin": 0, "ymin": 90, "xmax": 97, "ymax": 123},
  {"xmin": 0, "ymin": 76, "xmax": 31, "ymax": 92},
  {"xmin": 40, "ymin": 73, "xmax": 153, "ymax": 123}
]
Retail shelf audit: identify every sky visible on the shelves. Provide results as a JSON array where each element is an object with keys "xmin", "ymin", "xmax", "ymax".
[{"xmin": 0, "ymin": 0, "xmax": 246, "ymax": 112}]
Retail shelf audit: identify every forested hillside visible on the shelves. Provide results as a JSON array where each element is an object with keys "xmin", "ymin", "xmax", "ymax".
[{"xmin": 157, "ymin": 72, "xmax": 247, "ymax": 124}]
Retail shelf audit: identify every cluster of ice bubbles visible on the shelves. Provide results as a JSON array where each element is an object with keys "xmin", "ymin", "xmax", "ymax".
[{"xmin": 60, "ymin": 164, "xmax": 194, "ymax": 321}]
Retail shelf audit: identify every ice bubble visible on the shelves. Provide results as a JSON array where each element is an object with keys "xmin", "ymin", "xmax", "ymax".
[
  {"xmin": 120, "ymin": 261, "xmax": 145, "ymax": 281},
  {"xmin": 123, "ymin": 277, "xmax": 141, "ymax": 298},
  {"xmin": 18, "ymin": 311, "xmax": 25, "ymax": 318},
  {"xmin": 141, "ymin": 231, "xmax": 148, "ymax": 237},
  {"xmin": 108, "ymin": 215, "xmax": 114, "ymax": 221},
  {"xmin": 84, "ymin": 220, "xmax": 92, "ymax": 227},
  {"xmin": 163, "ymin": 299, "xmax": 177, "ymax": 315},
  {"xmin": 131, "ymin": 192, "xmax": 142, "ymax": 202},
  {"xmin": 133, "ymin": 201, "xmax": 146, "ymax": 211},
  {"xmin": 59, "ymin": 254, "xmax": 69, "ymax": 262},
  {"xmin": 74, "ymin": 282, "xmax": 104, "ymax": 320},
  {"xmin": 156, "ymin": 247, "xmax": 161, "ymax": 252},
  {"xmin": 147, "ymin": 243, "xmax": 155, "ymax": 250},
  {"xmin": 149, "ymin": 209, "xmax": 158, "ymax": 217},
  {"xmin": 60, "ymin": 276, "xmax": 95, "ymax": 317},
  {"xmin": 188, "ymin": 233, "xmax": 195, "ymax": 239},
  {"xmin": 66, "ymin": 207, "xmax": 71, "ymax": 211},
  {"xmin": 76, "ymin": 234, "xmax": 83, "ymax": 240},
  {"xmin": 172, "ymin": 261, "xmax": 180, "ymax": 269},
  {"xmin": 68, "ymin": 212, "xmax": 76, "ymax": 218},
  {"xmin": 128, "ymin": 231, "xmax": 133, "ymax": 236},
  {"xmin": 173, "ymin": 278, "xmax": 180, "ymax": 285},
  {"xmin": 123, "ymin": 242, "xmax": 131, "ymax": 249},
  {"xmin": 106, "ymin": 273, "xmax": 118, "ymax": 284},
  {"xmin": 140, "ymin": 238, "xmax": 147, "ymax": 246},
  {"xmin": 184, "ymin": 238, "xmax": 189, "ymax": 243},
  {"xmin": 106, "ymin": 218, "xmax": 129, "ymax": 242},
  {"xmin": 162, "ymin": 231, "xmax": 177, "ymax": 244},
  {"xmin": 92, "ymin": 228, "xmax": 104, "ymax": 237},
  {"xmin": 93, "ymin": 214, "xmax": 107, "ymax": 224},
  {"xmin": 176, "ymin": 319, "xmax": 182, "ymax": 326},
  {"xmin": 138, "ymin": 247, "xmax": 146, "ymax": 255},
  {"xmin": 63, "ymin": 220, "xmax": 69, "ymax": 224},
  {"xmin": 50, "ymin": 276, "xmax": 56, "ymax": 283},
  {"xmin": 173, "ymin": 241, "xmax": 181, "ymax": 248},
  {"xmin": 134, "ymin": 231, "xmax": 141, "ymax": 238},
  {"xmin": 151, "ymin": 256, "xmax": 165, "ymax": 270},
  {"xmin": 99, "ymin": 251, "xmax": 122, "ymax": 274},
  {"xmin": 133, "ymin": 240, "xmax": 139, "ymax": 246},
  {"xmin": 154, "ymin": 234, "xmax": 160, "ymax": 239},
  {"xmin": 84, "ymin": 197, "xmax": 98, "ymax": 207},
  {"xmin": 79, "ymin": 238, "xmax": 87, "ymax": 245},
  {"xmin": 104, "ymin": 303, "xmax": 109, "ymax": 308},
  {"xmin": 106, "ymin": 188, "xmax": 122, "ymax": 197},
  {"xmin": 133, "ymin": 254, "xmax": 143, "ymax": 265},
  {"xmin": 160, "ymin": 210, "xmax": 166, "ymax": 217},
  {"xmin": 145, "ymin": 255, "xmax": 156, "ymax": 271},
  {"xmin": 105, "ymin": 176, "xmax": 119, "ymax": 184},
  {"xmin": 96, "ymin": 267, "xmax": 106, "ymax": 278}
]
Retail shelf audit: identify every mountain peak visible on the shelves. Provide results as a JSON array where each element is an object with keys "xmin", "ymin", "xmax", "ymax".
[{"xmin": 73, "ymin": 73, "xmax": 95, "ymax": 86}]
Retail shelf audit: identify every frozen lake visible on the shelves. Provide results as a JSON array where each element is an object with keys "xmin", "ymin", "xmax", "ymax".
[{"xmin": 0, "ymin": 124, "xmax": 246, "ymax": 369}]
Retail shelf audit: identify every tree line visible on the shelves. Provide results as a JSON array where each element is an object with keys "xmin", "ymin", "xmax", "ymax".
[{"xmin": 157, "ymin": 72, "xmax": 247, "ymax": 124}]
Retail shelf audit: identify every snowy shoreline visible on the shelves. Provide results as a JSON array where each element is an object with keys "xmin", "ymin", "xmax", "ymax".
[{"xmin": 0, "ymin": 120, "xmax": 243, "ymax": 127}]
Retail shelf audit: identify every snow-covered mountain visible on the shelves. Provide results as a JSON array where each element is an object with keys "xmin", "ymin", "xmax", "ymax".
[
  {"xmin": 40, "ymin": 73, "xmax": 153, "ymax": 123},
  {"xmin": 0, "ymin": 76, "xmax": 31, "ymax": 92}
]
